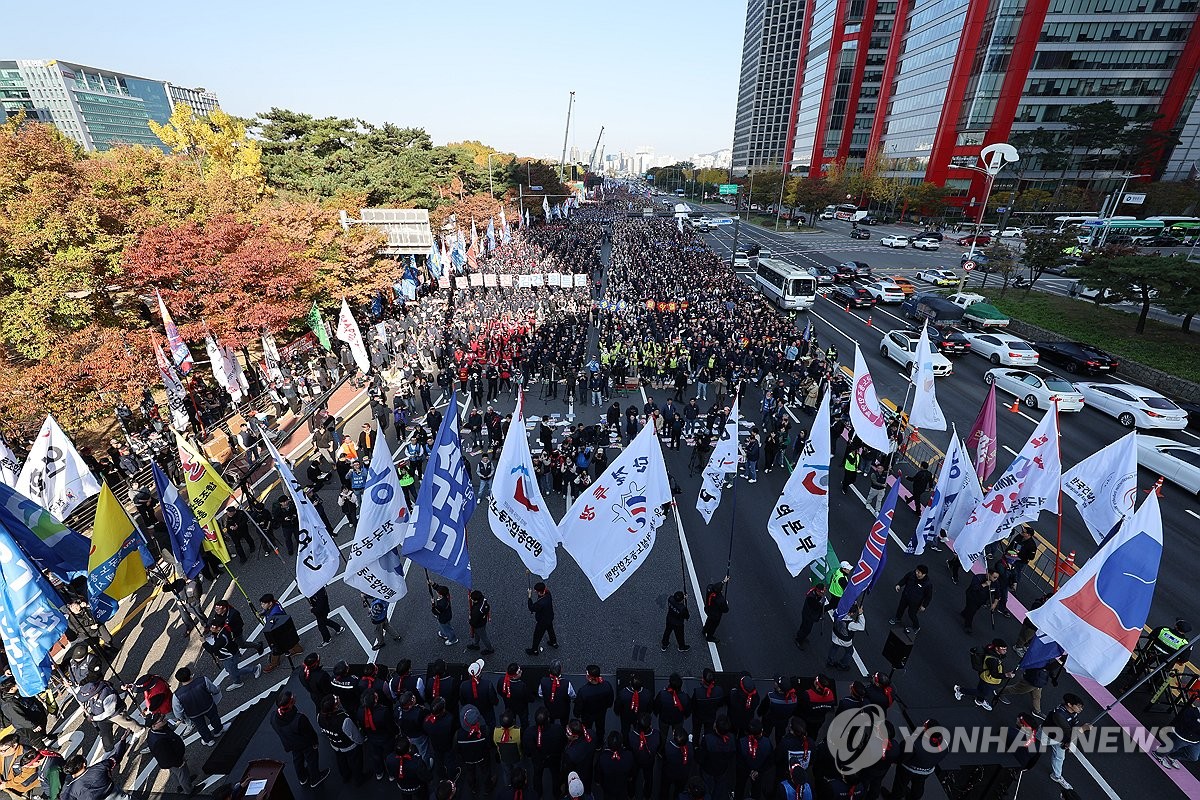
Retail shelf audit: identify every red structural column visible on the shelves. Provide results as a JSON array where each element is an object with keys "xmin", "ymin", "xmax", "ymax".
[
  {"xmin": 808, "ymin": 0, "xmax": 851, "ymax": 177},
  {"xmin": 1145, "ymin": 18, "xmax": 1200, "ymax": 175}
]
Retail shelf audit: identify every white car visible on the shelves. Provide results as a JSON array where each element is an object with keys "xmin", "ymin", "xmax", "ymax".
[
  {"xmin": 880, "ymin": 235, "xmax": 910, "ymax": 248},
  {"xmin": 990, "ymin": 227, "xmax": 1024, "ymax": 238},
  {"xmin": 880, "ymin": 330, "xmax": 953, "ymax": 376},
  {"xmin": 732, "ymin": 251, "xmax": 750, "ymax": 268},
  {"xmin": 820, "ymin": 211, "xmax": 836, "ymax": 220},
  {"xmin": 983, "ymin": 367, "xmax": 1085, "ymax": 411},
  {"xmin": 916, "ymin": 269, "xmax": 958, "ymax": 286},
  {"xmin": 690, "ymin": 218, "xmax": 711, "ymax": 230},
  {"xmin": 1137, "ymin": 435, "xmax": 1200, "ymax": 494},
  {"xmin": 965, "ymin": 332, "xmax": 1040, "ymax": 365},
  {"xmin": 1075, "ymin": 382, "xmax": 1189, "ymax": 429},
  {"xmin": 864, "ymin": 280, "xmax": 907, "ymax": 304},
  {"xmin": 911, "ymin": 237, "xmax": 941, "ymax": 251}
]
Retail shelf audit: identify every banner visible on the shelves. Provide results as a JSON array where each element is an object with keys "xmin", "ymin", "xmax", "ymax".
[
  {"xmin": 836, "ymin": 479, "xmax": 899, "ymax": 618},
  {"xmin": 345, "ymin": 433, "xmax": 410, "ymax": 602},
  {"xmin": 768, "ymin": 389, "xmax": 831, "ymax": 576},
  {"xmin": 261, "ymin": 332, "xmax": 284, "ymax": 381},
  {"xmin": 17, "ymin": 415, "xmax": 102, "ymax": 522},
  {"xmin": 0, "ymin": 521, "xmax": 69, "ymax": 696},
  {"xmin": 489, "ymin": 392, "xmax": 561, "ymax": 577},
  {"xmin": 574, "ymin": 274, "xmax": 587, "ymax": 287},
  {"xmin": 336, "ymin": 299, "xmax": 371, "ymax": 374},
  {"xmin": 307, "ymin": 302, "xmax": 332, "ymax": 351},
  {"xmin": 0, "ymin": 480, "xmax": 89, "ymax": 582},
  {"xmin": 849, "ymin": 344, "xmax": 892, "ymax": 454},
  {"xmin": 1062, "ymin": 431, "xmax": 1138, "ymax": 543},
  {"xmin": 559, "ymin": 422, "xmax": 672, "ymax": 601},
  {"xmin": 88, "ymin": 484, "xmax": 153, "ymax": 623},
  {"xmin": 262, "ymin": 437, "xmax": 339, "ymax": 598},
  {"xmin": 156, "ymin": 291, "xmax": 194, "ymax": 375},
  {"xmin": 151, "ymin": 463, "xmax": 204, "ymax": 580},
  {"xmin": 908, "ymin": 322, "xmax": 946, "ymax": 430},
  {"xmin": 697, "ymin": 396, "xmax": 741, "ymax": 524},
  {"xmin": 0, "ymin": 437, "xmax": 20, "ymax": 488},
  {"xmin": 500, "ymin": 274, "xmax": 514, "ymax": 287},
  {"xmin": 173, "ymin": 433, "xmax": 233, "ymax": 564},
  {"xmin": 910, "ymin": 431, "xmax": 974, "ymax": 555},
  {"xmin": 154, "ymin": 344, "xmax": 191, "ymax": 432},
  {"xmin": 966, "ymin": 384, "xmax": 998, "ymax": 481},
  {"xmin": 402, "ymin": 390, "xmax": 477, "ymax": 587}
]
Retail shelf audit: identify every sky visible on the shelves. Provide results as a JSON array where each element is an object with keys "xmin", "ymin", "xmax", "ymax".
[{"xmin": 5, "ymin": 0, "xmax": 745, "ymax": 162}]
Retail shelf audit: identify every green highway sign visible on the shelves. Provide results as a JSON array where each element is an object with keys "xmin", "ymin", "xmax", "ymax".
[{"xmin": 718, "ymin": 184, "xmax": 738, "ymax": 195}]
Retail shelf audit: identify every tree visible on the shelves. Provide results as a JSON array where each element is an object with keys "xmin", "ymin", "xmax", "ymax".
[
  {"xmin": 1156, "ymin": 261, "xmax": 1200, "ymax": 333},
  {"xmin": 979, "ymin": 242, "xmax": 1018, "ymax": 292},
  {"xmin": 149, "ymin": 105, "xmax": 264, "ymax": 193},
  {"xmin": 1072, "ymin": 252, "xmax": 1190, "ymax": 333},
  {"xmin": 1060, "ymin": 101, "xmax": 1129, "ymax": 181},
  {"xmin": 746, "ymin": 170, "xmax": 785, "ymax": 210},
  {"xmin": 1141, "ymin": 180, "xmax": 1200, "ymax": 217},
  {"xmin": 1012, "ymin": 188, "xmax": 1054, "ymax": 213},
  {"xmin": 1021, "ymin": 232, "xmax": 1077, "ymax": 287},
  {"xmin": 1009, "ymin": 127, "xmax": 1069, "ymax": 176},
  {"xmin": 902, "ymin": 182, "xmax": 949, "ymax": 220}
]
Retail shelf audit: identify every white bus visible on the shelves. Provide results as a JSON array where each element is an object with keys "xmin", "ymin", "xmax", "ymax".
[
  {"xmin": 1052, "ymin": 214, "xmax": 1135, "ymax": 233},
  {"xmin": 756, "ymin": 258, "xmax": 817, "ymax": 311}
]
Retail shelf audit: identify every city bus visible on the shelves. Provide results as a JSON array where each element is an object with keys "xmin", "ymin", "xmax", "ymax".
[
  {"xmin": 1147, "ymin": 216, "xmax": 1200, "ymax": 238},
  {"xmin": 1078, "ymin": 218, "xmax": 1165, "ymax": 246},
  {"xmin": 756, "ymin": 258, "xmax": 817, "ymax": 311},
  {"xmin": 834, "ymin": 203, "xmax": 866, "ymax": 221}
]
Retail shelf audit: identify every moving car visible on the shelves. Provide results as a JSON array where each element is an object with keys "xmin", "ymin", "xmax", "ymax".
[
  {"xmin": 880, "ymin": 235, "xmax": 910, "ymax": 249},
  {"xmin": 884, "ymin": 276, "xmax": 917, "ymax": 296},
  {"xmin": 830, "ymin": 283, "xmax": 877, "ymax": 308},
  {"xmin": 841, "ymin": 261, "xmax": 872, "ymax": 278},
  {"xmin": 732, "ymin": 251, "xmax": 751, "ymax": 268},
  {"xmin": 983, "ymin": 367, "xmax": 1085, "ymax": 411},
  {"xmin": 1074, "ymin": 382, "xmax": 1188, "ymax": 429},
  {"xmin": 964, "ymin": 332, "xmax": 1039, "ymax": 365},
  {"xmin": 924, "ymin": 325, "xmax": 972, "ymax": 356},
  {"xmin": 916, "ymin": 230, "xmax": 945, "ymax": 241},
  {"xmin": 880, "ymin": 330, "xmax": 954, "ymax": 376},
  {"xmin": 990, "ymin": 227, "xmax": 1024, "ymax": 238},
  {"xmin": 900, "ymin": 293, "xmax": 966, "ymax": 326},
  {"xmin": 956, "ymin": 234, "xmax": 992, "ymax": 247},
  {"xmin": 864, "ymin": 280, "xmax": 907, "ymax": 304},
  {"xmin": 835, "ymin": 263, "xmax": 858, "ymax": 282},
  {"xmin": 806, "ymin": 265, "xmax": 837, "ymax": 285},
  {"xmin": 916, "ymin": 269, "xmax": 959, "ymax": 286},
  {"xmin": 1142, "ymin": 235, "xmax": 1185, "ymax": 247},
  {"xmin": 912, "ymin": 237, "xmax": 941, "ymax": 251},
  {"xmin": 1137, "ymin": 436, "xmax": 1200, "ymax": 494},
  {"xmin": 1032, "ymin": 341, "xmax": 1120, "ymax": 374},
  {"xmin": 819, "ymin": 210, "xmax": 836, "ymax": 220},
  {"xmin": 961, "ymin": 250, "xmax": 991, "ymax": 265},
  {"xmin": 850, "ymin": 228, "xmax": 871, "ymax": 239}
]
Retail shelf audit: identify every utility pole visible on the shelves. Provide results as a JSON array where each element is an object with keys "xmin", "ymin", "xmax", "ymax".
[{"xmin": 559, "ymin": 91, "xmax": 575, "ymax": 184}]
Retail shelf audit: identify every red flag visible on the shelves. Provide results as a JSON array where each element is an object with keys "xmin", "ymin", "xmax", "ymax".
[{"xmin": 965, "ymin": 383, "xmax": 998, "ymax": 481}]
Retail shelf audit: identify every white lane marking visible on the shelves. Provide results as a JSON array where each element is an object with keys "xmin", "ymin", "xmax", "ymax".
[
  {"xmin": 1003, "ymin": 445, "xmax": 1020, "ymax": 457},
  {"xmin": 1186, "ymin": 509, "xmax": 1200, "ymax": 521},
  {"xmin": 1072, "ymin": 748, "xmax": 1123, "ymax": 800}
]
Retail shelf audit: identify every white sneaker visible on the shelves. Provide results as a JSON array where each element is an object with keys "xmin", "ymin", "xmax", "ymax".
[
  {"xmin": 226, "ymin": 681, "xmax": 244, "ymax": 690},
  {"xmin": 975, "ymin": 699, "xmax": 993, "ymax": 711},
  {"xmin": 253, "ymin": 664, "xmax": 263, "ymax": 679},
  {"xmin": 1050, "ymin": 775, "xmax": 1072, "ymax": 789},
  {"xmin": 953, "ymin": 685, "xmax": 963, "ymax": 701}
]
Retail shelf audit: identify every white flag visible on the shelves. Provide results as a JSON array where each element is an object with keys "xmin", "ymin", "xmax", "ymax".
[
  {"xmin": 943, "ymin": 462, "xmax": 986, "ymax": 546},
  {"xmin": 956, "ymin": 409, "xmax": 1061, "ymax": 570},
  {"xmin": 336, "ymin": 298, "xmax": 371, "ymax": 374},
  {"xmin": 849, "ymin": 344, "xmax": 893, "ymax": 454},
  {"xmin": 559, "ymin": 421, "xmax": 672, "ymax": 600},
  {"xmin": 344, "ymin": 432, "xmax": 410, "ymax": 602},
  {"xmin": 0, "ymin": 437, "xmax": 20, "ymax": 488},
  {"xmin": 697, "ymin": 397, "xmax": 740, "ymax": 524},
  {"xmin": 908, "ymin": 322, "xmax": 946, "ymax": 431},
  {"xmin": 1062, "ymin": 431, "xmax": 1138, "ymax": 543},
  {"xmin": 206, "ymin": 336, "xmax": 247, "ymax": 403},
  {"xmin": 17, "ymin": 415, "xmax": 101, "ymax": 521},
  {"xmin": 767, "ymin": 389, "xmax": 831, "ymax": 576},
  {"xmin": 489, "ymin": 392, "xmax": 561, "ymax": 577},
  {"xmin": 911, "ymin": 431, "xmax": 974, "ymax": 555},
  {"xmin": 261, "ymin": 332, "xmax": 284, "ymax": 381},
  {"xmin": 153, "ymin": 345, "xmax": 190, "ymax": 433},
  {"xmin": 261, "ymin": 436, "xmax": 339, "ymax": 597}
]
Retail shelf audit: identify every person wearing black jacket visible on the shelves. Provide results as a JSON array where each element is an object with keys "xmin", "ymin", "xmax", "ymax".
[
  {"xmin": 496, "ymin": 764, "xmax": 538, "ymax": 800},
  {"xmin": 775, "ymin": 717, "xmax": 812, "ymax": 775},
  {"xmin": 330, "ymin": 661, "xmax": 361, "ymax": 716},
  {"xmin": 423, "ymin": 697, "xmax": 457, "ymax": 780},
  {"xmin": 660, "ymin": 726, "xmax": 693, "ymax": 800},
  {"xmin": 616, "ymin": 677, "xmax": 652, "ymax": 741},
  {"xmin": 318, "ymin": 695, "xmax": 365, "ymax": 785},
  {"xmin": 539, "ymin": 662, "xmax": 574, "ymax": 725},
  {"xmin": 595, "ymin": 731, "xmax": 635, "ymax": 800},
  {"xmin": 758, "ymin": 676, "xmax": 800, "ymax": 743},
  {"xmin": 793, "ymin": 586, "xmax": 827, "ymax": 650},
  {"xmin": 387, "ymin": 735, "xmax": 432, "ymax": 796},
  {"xmin": 496, "ymin": 664, "xmax": 531, "ymax": 725},
  {"xmin": 736, "ymin": 718, "xmax": 774, "ymax": 800},
  {"xmin": 661, "ymin": 591, "xmax": 691, "ymax": 652},
  {"xmin": 627, "ymin": 713, "xmax": 661, "ymax": 800},
  {"xmin": 430, "ymin": 582, "xmax": 459, "ymax": 645},
  {"xmin": 798, "ymin": 676, "xmax": 836, "ymax": 740},
  {"xmin": 699, "ymin": 716, "xmax": 737, "ymax": 800},
  {"xmin": 456, "ymin": 705, "xmax": 495, "ymax": 797},
  {"xmin": 562, "ymin": 719, "xmax": 598, "ymax": 791},
  {"xmin": 889, "ymin": 719, "xmax": 947, "ymax": 800},
  {"xmin": 690, "ymin": 669, "xmax": 726, "ymax": 743},
  {"xmin": 468, "ymin": 590, "xmax": 495, "ymax": 656},
  {"xmin": 359, "ymin": 689, "xmax": 397, "ymax": 781},
  {"xmin": 461, "ymin": 660, "xmax": 500, "ymax": 728},
  {"xmin": 269, "ymin": 692, "xmax": 328, "ymax": 788},
  {"xmin": 575, "ymin": 666, "xmax": 615, "ymax": 742},
  {"xmin": 728, "ymin": 675, "xmax": 759, "ymax": 736},
  {"xmin": 891, "ymin": 566, "xmax": 933, "ymax": 633},
  {"xmin": 147, "ymin": 713, "xmax": 194, "ymax": 794},
  {"xmin": 702, "ymin": 578, "xmax": 730, "ymax": 643},
  {"xmin": 527, "ymin": 582, "xmax": 558, "ymax": 655},
  {"xmin": 524, "ymin": 707, "xmax": 566, "ymax": 795},
  {"xmin": 307, "ymin": 586, "xmax": 344, "ymax": 646},
  {"xmin": 299, "ymin": 653, "xmax": 333, "ymax": 706},
  {"xmin": 653, "ymin": 673, "xmax": 691, "ymax": 730}
]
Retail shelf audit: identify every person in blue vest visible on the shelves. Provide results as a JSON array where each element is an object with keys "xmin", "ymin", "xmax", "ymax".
[{"xmin": 778, "ymin": 762, "xmax": 812, "ymax": 800}]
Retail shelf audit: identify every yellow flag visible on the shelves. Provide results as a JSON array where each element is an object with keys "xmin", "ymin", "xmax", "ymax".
[
  {"xmin": 89, "ymin": 484, "xmax": 150, "ymax": 617},
  {"xmin": 174, "ymin": 433, "xmax": 233, "ymax": 564}
]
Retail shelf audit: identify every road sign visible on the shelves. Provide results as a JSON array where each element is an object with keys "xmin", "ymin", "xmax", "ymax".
[
  {"xmin": 529, "ymin": 185, "xmax": 543, "ymax": 191},
  {"xmin": 997, "ymin": 207, "xmax": 1008, "ymax": 215},
  {"xmin": 963, "ymin": 260, "xmax": 977, "ymax": 272},
  {"xmin": 719, "ymin": 184, "xmax": 738, "ymax": 195},
  {"xmin": 1122, "ymin": 192, "xmax": 1146, "ymax": 205}
]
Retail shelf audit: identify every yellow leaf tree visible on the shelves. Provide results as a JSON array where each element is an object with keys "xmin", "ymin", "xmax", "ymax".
[{"xmin": 150, "ymin": 104, "xmax": 265, "ymax": 193}]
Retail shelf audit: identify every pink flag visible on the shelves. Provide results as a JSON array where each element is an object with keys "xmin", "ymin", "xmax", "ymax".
[{"xmin": 965, "ymin": 383, "xmax": 997, "ymax": 481}]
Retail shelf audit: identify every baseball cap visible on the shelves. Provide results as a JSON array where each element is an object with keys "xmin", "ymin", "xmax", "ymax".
[
  {"xmin": 567, "ymin": 772, "xmax": 585, "ymax": 797},
  {"xmin": 839, "ymin": 560, "xmax": 852, "ymax": 571},
  {"xmin": 467, "ymin": 659, "xmax": 485, "ymax": 678}
]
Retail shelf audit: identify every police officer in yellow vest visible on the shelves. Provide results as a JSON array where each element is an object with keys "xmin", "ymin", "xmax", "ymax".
[
  {"xmin": 828, "ymin": 561, "xmax": 852, "ymax": 603},
  {"xmin": 1150, "ymin": 618, "xmax": 1193, "ymax": 665}
]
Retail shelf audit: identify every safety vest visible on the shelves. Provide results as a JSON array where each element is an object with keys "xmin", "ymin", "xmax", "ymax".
[
  {"xmin": 1158, "ymin": 627, "xmax": 1188, "ymax": 652},
  {"xmin": 828, "ymin": 572, "xmax": 848, "ymax": 599},
  {"xmin": 843, "ymin": 453, "xmax": 860, "ymax": 472}
]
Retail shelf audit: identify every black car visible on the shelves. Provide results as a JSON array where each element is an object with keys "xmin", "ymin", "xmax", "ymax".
[
  {"xmin": 831, "ymin": 284, "xmax": 876, "ymax": 308},
  {"xmin": 841, "ymin": 260, "xmax": 872, "ymax": 278},
  {"xmin": 861, "ymin": 215, "xmax": 880, "ymax": 225},
  {"xmin": 834, "ymin": 263, "xmax": 858, "ymax": 282},
  {"xmin": 1142, "ymin": 235, "xmax": 1185, "ymax": 247},
  {"xmin": 916, "ymin": 230, "xmax": 944, "ymax": 241},
  {"xmin": 924, "ymin": 325, "xmax": 972, "ymax": 356},
  {"xmin": 850, "ymin": 228, "xmax": 870, "ymax": 239},
  {"xmin": 1105, "ymin": 234, "xmax": 1136, "ymax": 245},
  {"xmin": 1032, "ymin": 340, "xmax": 1120, "ymax": 374},
  {"xmin": 807, "ymin": 265, "xmax": 838, "ymax": 285}
]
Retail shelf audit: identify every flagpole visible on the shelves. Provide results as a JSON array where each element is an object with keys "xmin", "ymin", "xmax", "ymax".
[
  {"xmin": 1086, "ymin": 632, "xmax": 1200, "ymax": 727},
  {"xmin": 1051, "ymin": 398, "xmax": 1064, "ymax": 589}
]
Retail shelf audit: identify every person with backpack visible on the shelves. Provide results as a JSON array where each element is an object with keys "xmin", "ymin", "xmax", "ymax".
[
  {"xmin": 954, "ymin": 638, "xmax": 1015, "ymax": 712},
  {"xmin": 171, "ymin": 668, "xmax": 225, "ymax": 746},
  {"xmin": 826, "ymin": 606, "xmax": 865, "ymax": 672},
  {"xmin": 260, "ymin": 594, "xmax": 303, "ymax": 672},
  {"xmin": 78, "ymin": 678, "xmax": 144, "ymax": 756},
  {"xmin": 59, "ymin": 738, "xmax": 129, "ymax": 800},
  {"xmin": 146, "ymin": 714, "xmax": 194, "ymax": 794},
  {"xmin": 0, "ymin": 734, "xmax": 65, "ymax": 799}
]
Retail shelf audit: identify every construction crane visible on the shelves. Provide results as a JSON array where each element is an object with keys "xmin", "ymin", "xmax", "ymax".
[{"xmin": 589, "ymin": 126, "xmax": 605, "ymax": 173}]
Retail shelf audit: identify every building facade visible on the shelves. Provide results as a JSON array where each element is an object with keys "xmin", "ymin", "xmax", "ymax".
[
  {"xmin": 732, "ymin": 0, "xmax": 810, "ymax": 174},
  {"xmin": 167, "ymin": 83, "xmax": 220, "ymax": 117}
]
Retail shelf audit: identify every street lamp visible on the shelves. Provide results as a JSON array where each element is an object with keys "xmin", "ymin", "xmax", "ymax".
[
  {"xmin": 486, "ymin": 152, "xmax": 510, "ymax": 199},
  {"xmin": 949, "ymin": 142, "xmax": 1020, "ymax": 264}
]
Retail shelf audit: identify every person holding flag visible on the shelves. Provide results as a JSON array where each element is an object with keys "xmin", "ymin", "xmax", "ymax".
[
  {"xmin": 767, "ymin": 390, "xmax": 831, "ymax": 576},
  {"xmin": 837, "ymin": 480, "xmax": 900, "ymax": 620},
  {"xmin": 344, "ymin": 431, "xmax": 410, "ymax": 604},
  {"xmin": 261, "ymin": 437, "xmax": 339, "ymax": 598}
]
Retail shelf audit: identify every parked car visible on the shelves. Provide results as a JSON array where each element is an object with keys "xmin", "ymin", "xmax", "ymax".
[
  {"xmin": 916, "ymin": 230, "xmax": 945, "ymax": 241},
  {"xmin": 865, "ymin": 280, "xmax": 907, "ymax": 304},
  {"xmin": 990, "ymin": 227, "xmax": 1024, "ymax": 238},
  {"xmin": 830, "ymin": 283, "xmax": 877, "ymax": 308},
  {"xmin": 1075, "ymin": 382, "xmax": 1188, "ymax": 429},
  {"xmin": 916, "ymin": 269, "xmax": 959, "ymax": 286},
  {"xmin": 850, "ymin": 228, "xmax": 871, "ymax": 239},
  {"xmin": 884, "ymin": 276, "xmax": 917, "ymax": 296},
  {"xmin": 956, "ymin": 234, "xmax": 993, "ymax": 247},
  {"xmin": 912, "ymin": 237, "xmax": 941, "ymax": 251},
  {"xmin": 807, "ymin": 265, "xmax": 837, "ymax": 285},
  {"xmin": 881, "ymin": 330, "xmax": 954, "ymax": 376},
  {"xmin": 924, "ymin": 325, "xmax": 972, "ymax": 356},
  {"xmin": 1024, "ymin": 226, "xmax": 1049, "ymax": 235},
  {"xmin": 1032, "ymin": 340, "xmax": 1120, "ymax": 374},
  {"xmin": 861, "ymin": 215, "xmax": 881, "ymax": 225},
  {"xmin": 983, "ymin": 367, "xmax": 1085, "ymax": 411},
  {"xmin": 1137, "ymin": 436, "xmax": 1200, "ymax": 494},
  {"xmin": 1142, "ymin": 235, "xmax": 1185, "ymax": 247},
  {"xmin": 964, "ymin": 332, "xmax": 1039, "ymax": 365},
  {"xmin": 880, "ymin": 235, "xmax": 910, "ymax": 248},
  {"xmin": 1105, "ymin": 234, "xmax": 1136, "ymax": 245},
  {"xmin": 819, "ymin": 210, "xmax": 836, "ymax": 220},
  {"xmin": 841, "ymin": 261, "xmax": 872, "ymax": 278}
]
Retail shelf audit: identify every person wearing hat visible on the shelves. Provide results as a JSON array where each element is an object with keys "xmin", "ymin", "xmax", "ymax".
[
  {"xmin": 660, "ymin": 591, "xmax": 691, "ymax": 653},
  {"xmin": 828, "ymin": 563, "xmax": 851, "ymax": 604},
  {"xmin": 269, "ymin": 691, "xmax": 328, "ymax": 788},
  {"xmin": 456, "ymin": 704, "xmax": 494, "ymax": 796},
  {"xmin": 0, "ymin": 681, "xmax": 48, "ymax": 748},
  {"xmin": 317, "ymin": 694, "xmax": 364, "ymax": 785},
  {"xmin": 0, "ymin": 733, "xmax": 63, "ymax": 799},
  {"xmin": 793, "ymin": 585, "xmax": 828, "ymax": 650},
  {"xmin": 204, "ymin": 617, "xmax": 262, "ymax": 690},
  {"xmin": 125, "ymin": 673, "xmax": 177, "ymax": 728},
  {"xmin": 461, "ymin": 660, "xmax": 500, "ymax": 727},
  {"xmin": 146, "ymin": 713, "xmax": 195, "ymax": 794},
  {"xmin": 953, "ymin": 639, "xmax": 1014, "ymax": 712},
  {"xmin": 171, "ymin": 667, "xmax": 225, "ymax": 746}
]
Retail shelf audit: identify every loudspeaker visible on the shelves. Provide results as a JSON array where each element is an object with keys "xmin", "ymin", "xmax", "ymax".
[{"xmin": 883, "ymin": 630, "xmax": 915, "ymax": 670}]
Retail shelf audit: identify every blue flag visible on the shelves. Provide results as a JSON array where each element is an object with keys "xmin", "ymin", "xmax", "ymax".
[
  {"xmin": 151, "ymin": 463, "xmax": 204, "ymax": 580},
  {"xmin": 837, "ymin": 479, "xmax": 899, "ymax": 617},
  {"xmin": 428, "ymin": 243, "xmax": 443, "ymax": 279},
  {"xmin": 1019, "ymin": 632, "xmax": 1065, "ymax": 670},
  {"xmin": 0, "ymin": 520, "xmax": 69, "ymax": 696},
  {"xmin": 371, "ymin": 291, "xmax": 383, "ymax": 318},
  {"xmin": 0, "ymin": 480, "xmax": 89, "ymax": 582},
  {"xmin": 402, "ymin": 390, "xmax": 476, "ymax": 586},
  {"xmin": 486, "ymin": 218, "xmax": 496, "ymax": 252}
]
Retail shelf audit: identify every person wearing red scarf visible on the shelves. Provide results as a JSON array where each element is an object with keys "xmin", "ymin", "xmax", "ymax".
[
  {"xmin": 456, "ymin": 705, "xmax": 494, "ymax": 796},
  {"xmin": 699, "ymin": 716, "xmax": 737, "ymax": 800},
  {"xmin": 661, "ymin": 726, "xmax": 692, "ymax": 800},
  {"xmin": 728, "ymin": 674, "xmax": 759, "ymax": 736},
  {"xmin": 422, "ymin": 698, "xmax": 456, "ymax": 780},
  {"xmin": 459, "ymin": 660, "xmax": 499, "ymax": 727},
  {"xmin": 358, "ymin": 689, "xmax": 397, "ymax": 781},
  {"xmin": 563, "ymin": 719, "xmax": 598, "ymax": 790},
  {"xmin": 736, "ymin": 718, "xmax": 775, "ymax": 800},
  {"xmin": 523, "ymin": 707, "xmax": 565, "ymax": 795},
  {"xmin": 385, "ymin": 735, "xmax": 432, "ymax": 795},
  {"xmin": 653, "ymin": 673, "xmax": 691, "ymax": 729},
  {"xmin": 616, "ymin": 676, "xmax": 652, "ymax": 741},
  {"xmin": 758, "ymin": 676, "xmax": 800, "ymax": 743},
  {"xmin": 538, "ymin": 661, "xmax": 575, "ymax": 725},
  {"xmin": 496, "ymin": 664, "xmax": 531, "ymax": 726},
  {"xmin": 690, "ymin": 668, "xmax": 726, "ymax": 743},
  {"xmin": 798, "ymin": 676, "xmax": 836, "ymax": 740},
  {"xmin": 317, "ymin": 695, "xmax": 363, "ymax": 785},
  {"xmin": 596, "ymin": 730, "xmax": 635, "ymax": 800},
  {"xmin": 627, "ymin": 712, "xmax": 661, "ymax": 800},
  {"xmin": 575, "ymin": 665, "xmax": 615, "ymax": 741}
]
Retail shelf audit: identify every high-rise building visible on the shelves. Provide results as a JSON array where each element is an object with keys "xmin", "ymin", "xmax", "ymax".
[
  {"xmin": 1, "ymin": 59, "xmax": 220, "ymax": 152},
  {"xmin": 731, "ymin": 0, "xmax": 809, "ymax": 175}
]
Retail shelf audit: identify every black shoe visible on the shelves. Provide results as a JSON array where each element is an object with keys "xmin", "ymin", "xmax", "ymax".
[
  {"xmin": 705, "ymin": 636, "xmax": 721, "ymax": 644},
  {"xmin": 466, "ymin": 644, "xmax": 480, "ymax": 651},
  {"xmin": 256, "ymin": 642, "xmax": 265, "ymax": 656},
  {"xmin": 679, "ymin": 644, "xmax": 691, "ymax": 652},
  {"xmin": 661, "ymin": 644, "xmax": 669, "ymax": 652},
  {"xmin": 481, "ymin": 649, "xmax": 494, "ymax": 656},
  {"xmin": 550, "ymin": 642, "xmax": 559, "ymax": 649},
  {"xmin": 311, "ymin": 769, "xmax": 330, "ymax": 788}
]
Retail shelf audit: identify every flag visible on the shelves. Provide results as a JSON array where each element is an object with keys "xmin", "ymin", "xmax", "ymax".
[
  {"xmin": 336, "ymin": 298, "xmax": 371, "ymax": 374},
  {"xmin": 487, "ymin": 217, "xmax": 496, "ymax": 252},
  {"xmin": 0, "ymin": 521, "xmax": 68, "ymax": 696},
  {"xmin": 88, "ymin": 484, "xmax": 153, "ymax": 623},
  {"xmin": 809, "ymin": 540, "xmax": 840, "ymax": 587},
  {"xmin": 697, "ymin": 395, "xmax": 741, "ymax": 524},
  {"xmin": 402, "ymin": 390, "xmax": 477, "ymax": 587},
  {"xmin": 470, "ymin": 219, "xmax": 479, "ymax": 250},
  {"xmin": 956, "ymin": 409, "xmax": 1061, "ymax": 570},
  {"xmin": 428, "ymin": 243, "xmax": 444, "ymax": 279},
  {"xmin": 466, "ymin": 240, "xmax": 479, "ymax": 271},
  {"xmin": 489, "ymin": 391, "xmax": 561, "ymax": 577},
  {"xmin": 676, "ymin": 216, "xmax": 683, "ymax": 234},
  {"xmin": 154, "ymin": 344, "xmax": 191, "ymax": 432},
  {"xmin": 966, "ymin": 383, "xmax": 998, "ymax": 481},
  {"xmin": 156, "ymin": 291, "xmax": 193, "ymax": 375},
  {"xmin": 1062, "ymin": 432, "xmax": 1137, "ymax": 543},
  {"xmin": 802, "ymin": 320, "xmax": 812, "ymax": 343},
  {"xmin": 768, "ymin": 389, "xmax": 831, "ymax": 575},
  {"xmin": 0, "ymin": 437, "xmax": 20, "ymax": 487},
  {"xmin": 559, "ymin": 420, "xmax": 672, "ymax": 601},
  {"xmin": 174, "ymin": 433, "xmax": 233, "ymax": 564},
  {"xmin": 908, "ymin": 322, "xmax": 946, "ymax": 430},
  {"xmin": 402, "ymin": 258, "xmax": 420, "ymax": 301},
  {"xmin": 1019, "ymin": 632, "xmax": 1065, "ymax": 670},
  {"xmin": 451, "ymin": 238, "xmax": 467, "ymax": 271},
  {"xmin": 837, "ymin": 480, "xmax": 899, "ymax": 617},
  {"xmin": 307, "ymin": 302, "xmax": 332, "ymax": 351},
  {"xmin": 261, "ymin": 332, "xmax": 284, "ymax": 381},
  {"xmin": 910, "ymin": 431, "xmax": 974, "ymax": 555},
  {"xmin": 0, "ymin": 480, "xmax": 89, "ymax": 581},
  {"xmin": 205, "ymin": 335, "xmax": 248, "ymax": 404},
  {"xmin": 499, "ymin": 208, "xmax": 511, "ymax": 244},
  {"xmin": 262, "ymin": 436, "xmax": 339, "ymax": 598},
  {"xmin": 849, "ymin": 344, "xmax": 892, "ymax": 454},
  {"xmin": 150, "ymin": 463, "xmax": 204, "ymax": 580},
  {"xmin": 524, "ymin": 210, "xmax": 530, "ymax": 228},
  {"xmin": 17, "ymin": 415, "xmax": 101, "ymax": 521},
  {"xmin": 542, "ymin": 195, "xmax": 551, "ymax": 221},
  {"xmin": 1028, "ymin": 489, "xmax": 1163, "ymax": 685},
  {"xmin": 345, "ymin": 432, "xmax": 410, "ymax": 602}
]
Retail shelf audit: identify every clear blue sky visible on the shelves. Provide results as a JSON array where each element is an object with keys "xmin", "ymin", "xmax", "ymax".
[{"xmin": 6, "ymin": 0, "xmax": 745, "ymax": 161}]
